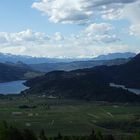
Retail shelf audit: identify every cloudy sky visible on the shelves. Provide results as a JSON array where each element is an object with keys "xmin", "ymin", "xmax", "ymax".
[{"xmin": 0, "ymin": 0, "xmax": 140, "ymax": 58}]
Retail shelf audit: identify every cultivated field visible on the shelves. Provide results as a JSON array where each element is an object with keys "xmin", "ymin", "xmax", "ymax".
[{"xmin": 0, "ymin": 95, "xmax": 140, "ymax": 136}]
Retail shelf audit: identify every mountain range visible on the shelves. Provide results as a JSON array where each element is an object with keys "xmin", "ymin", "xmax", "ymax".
[
  {"xmin": 0, "ymin": 52, "xmax": 136, "ymax": 64},
  {"xmin": 93, "ymin": 52, "xmax": 136, "ymax": 60},
  {"xmin": 30, "ymin": 58, "xmax": 130, "ymax": 72},
  {"xmin": 0, "ymin": 52, "xmax": 135, "ymax": 83},
  {"xmin": 24, "ymin": 53, "xmax": 140, "ymax": 103},
  {"xmin": 0, "ymin": 53, "xmax": 91, "ymax": 64}
]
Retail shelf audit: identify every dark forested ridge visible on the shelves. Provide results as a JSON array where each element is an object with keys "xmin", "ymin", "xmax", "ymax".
[
  {"xmin": 104, "ymin": 53, "xmax": 140, "ymax": 88},
  {"xmin": 25, "ymin": 54, "xmax": 140, "ymax": 102},
  {"xmin": 0, "ymin": 62, "xmax": 40, "ymax": 82}
]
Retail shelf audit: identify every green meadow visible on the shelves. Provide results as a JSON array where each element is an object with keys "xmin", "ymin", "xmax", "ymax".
[{"xmin": 0, "ymin": 95, "xmax": 140, "ymax": 136}]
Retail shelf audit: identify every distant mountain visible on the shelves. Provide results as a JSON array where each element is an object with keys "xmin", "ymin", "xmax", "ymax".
[
  {"xmin": 0, "ymin": 62, "xmax": 41, "ymax": 82},
  {"xmin": 0, "ymin": 63, "xmax": 29, "ymax": 82},
  {"xmin": 5, "ymin": 61, "xmax": 32, "ymax": 70},
  {"xmin": 0, "ymin": 53, "xmax": 91, "ymax": 64},
  {"xmin": 0, "ymin": 52, "xmax": 136, "ymax": 64},
  {"xmin": 30, "ymin": 58, "xmax": 130, "ymax": 72},
  {"xmin": 25, "ymin": 54, "xmax": 140, "ymax": 103},
  {"xmin": 94, "ymin": 52, "xmax": 136, "ymax": 60}
]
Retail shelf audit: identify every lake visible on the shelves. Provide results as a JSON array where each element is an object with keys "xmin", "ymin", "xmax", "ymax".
[
  {"xmin": 0, "ymin": 80, "xmax": 28, "ymax": 95},
  {"xmin": 110, "ymin": 83, "xmax": 140, "ymax": 95}
]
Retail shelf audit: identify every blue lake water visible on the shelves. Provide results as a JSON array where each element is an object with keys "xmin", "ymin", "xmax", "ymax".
[
  {"xmin": 0, "ymin": 80, "xmax": 28, "ymax": 95},
  {"xmin": 110, "ymin": 83, "xmax": 140, "ymax": 95}
]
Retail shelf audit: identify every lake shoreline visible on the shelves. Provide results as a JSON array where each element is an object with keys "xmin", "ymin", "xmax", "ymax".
[
  {"xmin": 0, "ymin": 80, "xmax": 29, "ymax": 95},
  {"xmin": 110, "ymin": 83, "xmax": 140, "ymax": 95}
]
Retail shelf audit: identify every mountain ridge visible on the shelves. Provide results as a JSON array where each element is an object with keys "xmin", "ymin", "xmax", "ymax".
[
  {"xmin": 0, "ymin": 62, "xmax": 41, "ymax": 82},
  {"xmin": 0, "ymin": 52, "xmax": 136, "ymax": 64},
  {"xmin": 24, "ymin": 53, "xmax": 140, "ymax": 102},
  {"xmin": 30, "ymin": 58, "xmax": 130, "ymax": 72},
  {"xmin": 94, "ymin": 52, "xmax": 136, "ymax": 60}
]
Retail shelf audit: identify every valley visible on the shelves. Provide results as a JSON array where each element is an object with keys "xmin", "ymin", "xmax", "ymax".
[
  {"xmin": 0, "ymin": 1, "xmax": 140, "ymax": 139},
  {"xmin": 0, "ymin": 52, "xmax": 140, "ymax": 139},
  {"xmin": 0, "ymin": 95, "xmax": 140, "ymax": 137}
]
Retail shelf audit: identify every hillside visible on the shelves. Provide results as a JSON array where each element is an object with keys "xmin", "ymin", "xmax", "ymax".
[
  {"xmin": 0, "ymin": 62, "xmax": 40, "ymax": 82},
  {"xmin": 25, "ymin": 54, "xmax": 140, "ymax": 102},
  {"xmin": 108, "ymin": 53, "xmax": 140, "ymax": 88},
  {"xmin": 30, "ymin": 58, "xmax": 130, "ymax": 72}
]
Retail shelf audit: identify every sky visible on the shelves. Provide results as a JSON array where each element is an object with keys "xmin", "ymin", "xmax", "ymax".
[{"xmin": 0, "ymin": 0, "xmax": 140, "ymax": 58}]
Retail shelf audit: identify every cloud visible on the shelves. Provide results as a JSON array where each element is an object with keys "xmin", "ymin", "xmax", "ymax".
[
  {"xmin": 0, "ymin": 29, "xmax": 49, "ymax": 46},
  {"xmin": 32, "ymin": 0, "xmax": 92, "ymax": 24},
  {"xmin": 32, "ymin": 0, "xmax": 138, "ymax": 24},
  {"xmin": 0, "ymin": 29, "xmax": 137, "ymax": 58},
  {"xmin": 93, "ymin": 34, "xmax": 120, "ymax": 43},
  {"xmin": 85, "ymin": 23, "xmax": 113, "ymax": 35},
  {"xmin": 100, "ymin": 5, "xmax": 124, "ymax": 20},
  {"xmin": 123, "ymin": 1, "xmax": 140, "ymax": 24},
  {"xmin": 53, "ymin": 32, "xmax": 64, "ymax": 41},
  {"xmin": 83, "ymin": 23, "xmax": 119, "ymax": 43},
  {"xmin": 101, "ymin": 0, "xmax": 140, "ymax": 24},
  {"xmin": 129, "ymin": 24, "xmax": 140, "ymax": 36}
]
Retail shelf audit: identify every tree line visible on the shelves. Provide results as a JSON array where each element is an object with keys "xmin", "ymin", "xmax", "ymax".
[{"xmin": 0, "ymin": 121, "xmax": 140, "ymax": 140}]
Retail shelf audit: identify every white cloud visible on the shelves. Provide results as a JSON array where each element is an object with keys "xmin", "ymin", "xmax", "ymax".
[
  {"xmin": 85, "ymin": 23, "xmax": 113, "ymax": 35},
  {"xmin": 123, "ymin": 1, "xmax": 140, "ymax": 24},
  {"xmin": 0, "ymin": 46, "xmax": 26, "ymax": 55},
  {"xmin": 31, "ymin": 0, "xmax": 140, "ymax": 54},
  {"xmin": 32, "ymin": 0, "xmax": 92, "ymax": 24},
  {"xmin": 100, "ymin": 5, "xmax": 124, "ymax": 20},
  {"xmin": 0, "ymin": 29, "xmax": 49, "ymax": 46},
  {"xmin": 129, "ymin": 24, "xmax": 140, "ymax": 36},
  {"xmin": 0, "ymin": 29, "xmax": 137, "ymax": 58},
  {"xmin": 83, "ymin": 23, "xmax": 119, "ymax": 43},
  {"xmin": 93, "ymin": 34, "xmax": 120, "ymax": 43},
  {"xmin": 53, "ymin": 32, "xmax": 64, "ymax": 41},
  {"xmin": 0, "ymin": 1, "xmax": 139, "ymax": 58},
  {"xmin": 32, "ymin": 0, "xmax": 138, "ymax": 24}
]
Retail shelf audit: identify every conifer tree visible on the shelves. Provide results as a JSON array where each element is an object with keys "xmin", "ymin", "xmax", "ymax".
[{"xmin": 39, "ymin": 129, "xmax": 48, "ymax": 140}]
